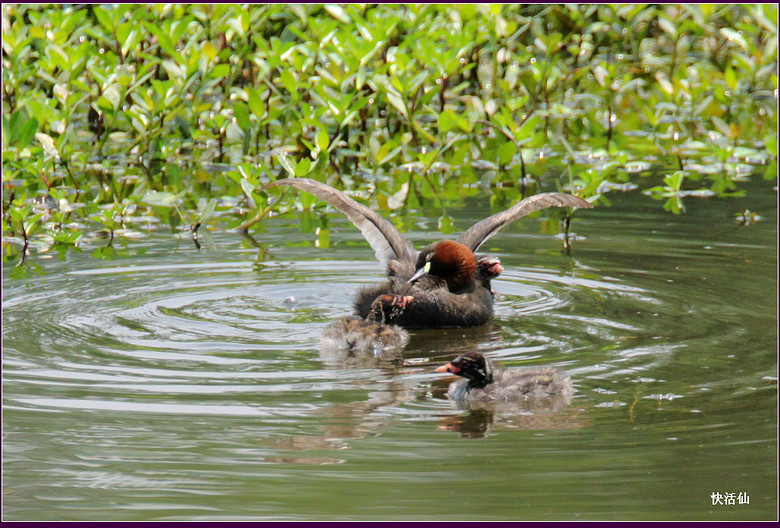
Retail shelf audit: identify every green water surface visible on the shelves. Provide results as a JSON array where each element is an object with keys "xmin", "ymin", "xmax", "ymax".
[{"xmin": 2, "ymin": 179, "xmax": 777, "ymax": 521}]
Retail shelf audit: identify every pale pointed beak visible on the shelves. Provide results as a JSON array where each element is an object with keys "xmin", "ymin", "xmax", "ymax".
[
  {"xmin": 408, "ymin": 268, "xmax": 426, "ymax": 284},
  {"xmin": 408, "ymin": 262, "xmax": 431, "ymax": 284},
  {"xmin": 435, "ymin": 363, "xmax": 459, "ymax": 374}
]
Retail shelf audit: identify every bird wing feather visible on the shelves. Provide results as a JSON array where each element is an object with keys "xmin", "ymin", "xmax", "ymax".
[
  {"xmin": 268, "ymin": 178, "xmax": 417, "ymax": 266},
  {"xmin": 457, "ymin": 192, "xmax": 592, "ymax": 252}
]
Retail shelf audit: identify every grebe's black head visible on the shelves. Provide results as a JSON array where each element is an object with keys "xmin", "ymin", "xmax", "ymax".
[{"xmin": 435, "ymin": 352, "xmax": 494, "ymax": 388}]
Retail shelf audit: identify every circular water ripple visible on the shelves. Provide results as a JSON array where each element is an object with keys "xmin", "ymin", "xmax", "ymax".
[
  {"xmin": 4, "ymin": 216, "xmax": 777, "ymax": 520},
  {"xmin": 3, "ymin": 243, "xmax": 764, "ymax": 432},
  {"xmin": 3, "ymin": 253, "xmax": 674, "ymax": 420},
  {"xmin": 3, "ymin": 260, "xmax": 375, "ymax": 419}
]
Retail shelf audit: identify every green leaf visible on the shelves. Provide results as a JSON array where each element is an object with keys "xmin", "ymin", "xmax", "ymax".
[
  {"xmin": 498, "ymin": 140, "xmax": 517, "ymax": 166},
  {"xmin": 408, "ymin": 71, "xmax": 429, "ymax": 93},
  {"xmin": 376, "ymin": 144, "xmax": 402, "ymax": 164},
  {"xmin": 359, "ymin": 41, "xmax": 384, "ymax": 67},
  {"xmin": 278, "ymin": 153, "xmax": 296, "ymax": 176},
  {"xmin": 719, "ymin": 28, "xmax": 748, "ymax": 51},
  {"xmin": 203, "ymin": 41, "xmax": 217, "ymax": 61},
  {"xmin": 199, "ymin": 198, "xmax": 217, "ymax": 223},
  {"xmin": 103, "ymin": 84, "xmax": 122, "ymax": 113},
  {"xmin": 724, "ymin": 67, "xmax": 738, "ymax": 90},
  {"xmin": 8, "ymin": 110, "xmax": 24, "ymax": 137},
  {"xmin": 712, "ymin": 116, "xmax": 733, "ymax": 138},
  {"xmin": 208, "ymin": 64, "xmax": 231, "ymax": 80},
  {"xmin": 386, "ymin": 90, "xmax": 408, "ymax": 119},
  {"xmin": 764, "ymin": 134, "xmax": 778, "ymax": 157},
  {"xmin": 295, "ymin": 157, "xmax": 312, "ymax": 176},
  {"xmin": 316, "ymin": 128, "xmax": 330, "ymax": 153},
  {"xmin": 35, "ymin": 133, "xmax": 60, "ymax": 160},
  {"xmin": 317, "ymin": 227, "xmax": 330, "ymax": 248},
  {"xmin": 141, "ymin": 191, "xmax": 180, "ymax": 207},
  {"xmin": 655, "ymin": 72, "xmax": 674, "ymax": 95},
  {"xmin": 438, "ymin": 110, "xmax": 455, "ymax": 134},
  {"xmin": 5, "ymin": 109, "xmax": 38, "ymax": 146},
  {"xmin": 232, "ymin": 101, "xmax": 251, "ymax": 130},
  {"xmin": 47, "ymin": 44, "xmax": 70, "ymax": 72},
  {"xmin": 657, "ymin": 17, "xmax": 677, "ymax": 38},
  {"xmin": 517, "ymin": 115, "xmax": 542, "ymax": 141},
  {"xmin": 454, "ymin": 115, "xmax": 472, "ymax": 133},
  {"xmin": 240, "ymin": 179, "xmax": 257, "ymax": 208},
  {"xmin": 280, "ymin": 69, "xmax": 297, "ymax": 95},
  {"xmin": 123, "ymin": 29, "xmax": 144, "ymax": 60},
  {"xmin": 341, "ymin": 110, "xmax": 359, "ymax": 129},
  {"xmin": 527, "ymin": 131, "xmax": 546, "ymax": 149},
  {"xmin": 355, "ymin": 67, "xmax": 367, "ymax": 90},
  {"xmin": 227, "ymin": 12, "xmax": 249, "ymax": 37},
  {"xmin": 663, "ymin": 195, "xmax": 684, "ymax": 214},
  {"xmin": 16, "ymin": 117, "xmax": 39, "ymax": 146},
  {"xmin": 247, "ymin": 87, "xmax": 267, "ymax": 118},
  {"xmin": 664, "ymin": 171, "xmax": 685, "ymax": 191},
  {"xmin": 592, "ymin": 64, "xmax": 609, "ymax": 87},
  {"xmin": 94, "ymin": 6, "xmax": 116, "ymax": 32},
  {"xmin": 324, "ymin": 5, "xmax": 351, "ymax": 23},
  {"xmin": 142, "ymin": 22, "xmax": 184, "ymax": 63},
  {"xmin": 289, "ymin": 4, "xmax": 308, "ymax": 22}
]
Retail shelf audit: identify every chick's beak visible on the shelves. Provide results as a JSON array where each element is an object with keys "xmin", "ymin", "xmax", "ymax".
[{"xmin": 435, "ymin": 363, "xmax": 459, "ymax": 374}]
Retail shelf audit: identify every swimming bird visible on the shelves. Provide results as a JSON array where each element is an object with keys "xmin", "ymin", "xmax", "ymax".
[
  {"xmin": 319, "ymin": 254, "xmax": 503, "ymax": 354},
  {"xmin": 268, "ymin": 177, "xmax": 591, "ymax": 328},
  {"xmin": 435, "ymin": 352, "xmax": 573, "ymax": 403},
  {"xmin": 320, "ymin": 294, "xmax": 412, "ymax": 355}
]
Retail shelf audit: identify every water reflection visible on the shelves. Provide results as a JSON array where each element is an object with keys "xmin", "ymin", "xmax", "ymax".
[
  {"xmin": 319, "ymin": 341, "xmax": 403, "ymax": 370},
  {"xmin": 263, "ymin": 376, "xmax": 418, "ymax": 464},
  {"xmin": 436, "ymin": 405, "xmax": 589, "ymax": 439},
  {"xmin": 405, "ymin": 324, "xmax": 505, "ymax": 356}
]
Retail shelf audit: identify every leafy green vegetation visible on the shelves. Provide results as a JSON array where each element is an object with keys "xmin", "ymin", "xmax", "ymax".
[{"xmin": 2, "ymin": 4, "xmax": 777, "ymax": 264}]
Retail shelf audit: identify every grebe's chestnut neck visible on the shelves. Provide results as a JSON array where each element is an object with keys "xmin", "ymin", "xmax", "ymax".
[{"xmin": 409, "ymin": 240, "xmax": 477, "ymax": 292}]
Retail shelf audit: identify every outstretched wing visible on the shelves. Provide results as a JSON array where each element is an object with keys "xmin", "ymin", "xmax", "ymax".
[
  {"xmin": 457, "ymin": 192, "xmax": 592, "ymax": 252},
  {"xmin": 268, "ymin": 178, "xmax": 417, "ymax": 266}
]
